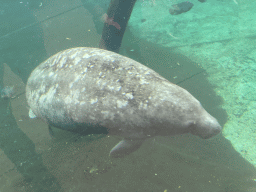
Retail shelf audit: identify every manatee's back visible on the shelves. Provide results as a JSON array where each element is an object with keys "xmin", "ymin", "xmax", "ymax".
[{"xmin": 26, "ymin": 47, "xmax": 167, "ymax": 136}]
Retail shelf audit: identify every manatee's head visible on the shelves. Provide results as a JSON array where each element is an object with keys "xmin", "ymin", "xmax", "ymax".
[{"xmin": 188, "ymin": 108, "xmax": 222, "ymax": 139}]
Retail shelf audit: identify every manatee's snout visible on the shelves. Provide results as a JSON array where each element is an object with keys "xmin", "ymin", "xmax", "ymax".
[
  {"xmin": 198, "ymin": 118, "xmax": 222, "ymax": 139},
  {"xmin": 190, "ymin": 112, "xmax": 222, "ymax": 139}
]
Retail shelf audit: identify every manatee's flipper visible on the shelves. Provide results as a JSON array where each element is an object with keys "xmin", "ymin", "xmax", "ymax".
[
  {"xmin": 109, "ymin": 139, "xmax": 144, "ymax": 158},
  {"xmin": 28, "ymin": 108, "xmax": 37, "ymax": 119}
]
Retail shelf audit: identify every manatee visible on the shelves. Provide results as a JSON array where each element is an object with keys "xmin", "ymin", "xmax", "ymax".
[{"xmin": 26, "ymin": 47, "xmax": 222, "ymax": 158}]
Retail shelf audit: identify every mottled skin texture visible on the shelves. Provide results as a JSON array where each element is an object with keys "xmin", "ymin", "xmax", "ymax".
[{"xmin": 26, "ymin": 47, "xmax": 221, "ymax": 156}]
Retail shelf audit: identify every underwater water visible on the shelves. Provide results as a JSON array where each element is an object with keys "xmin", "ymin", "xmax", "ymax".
[{"xmin": 0, "ymin": 0, "xmax": 255, "ymax": 191}]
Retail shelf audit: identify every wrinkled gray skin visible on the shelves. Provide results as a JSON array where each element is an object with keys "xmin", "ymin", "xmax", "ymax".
[{"xmin": 26, "ymin": 47, "xmax": 222, "ymax": 158}]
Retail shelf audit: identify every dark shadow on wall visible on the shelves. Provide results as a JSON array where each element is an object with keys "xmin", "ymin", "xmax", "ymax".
[
  {"xmin": 0, "ymin": 101, "xmax": 61, "ymax": 191},
  {"xmin": 121, "ymin": 27, "xmax": 227, "ymax": 127}
]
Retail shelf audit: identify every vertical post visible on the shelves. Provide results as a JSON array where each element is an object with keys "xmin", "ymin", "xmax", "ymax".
[{"xmin": 99, "ymin": 0, "xmax": 137, "ymax": 53}]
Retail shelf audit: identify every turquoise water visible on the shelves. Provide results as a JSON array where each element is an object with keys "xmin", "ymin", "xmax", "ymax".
[{"xmin": 0, "ymin": 0, "xmax": 255, "ymax": 191}]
